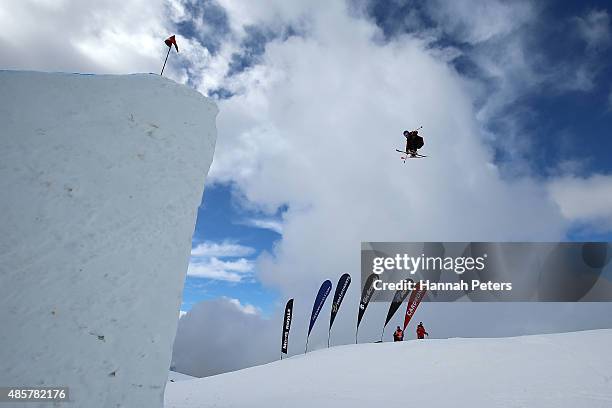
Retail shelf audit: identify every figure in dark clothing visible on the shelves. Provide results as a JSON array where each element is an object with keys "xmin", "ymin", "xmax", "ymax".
[
  {"xmin": 416, "ymin": 322, "xmax": 429, "ymax": 339},
  {"xmin": 393, "ymin": 326, "xmax": 404, "ymax": 342},
  {"xmin": 403, "ymin": 130, "xmax": 424, "ymax": 157}
]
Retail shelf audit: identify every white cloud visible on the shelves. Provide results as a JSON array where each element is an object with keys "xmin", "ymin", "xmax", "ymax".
[
  {"xmin": 187, "ymin": 257, "xmax": 254, "ymax": 282},
  {"xmin": 226, "ymin": 297, "xmax": 260, "ymax": 315},
  {"xmin": 214, "ymin": 0, "xmax": 311, "ymax": 34},
  {"xmin": 242, "ymin": 218, "xmax": 283, "ymax": 234},
  {"xmin": 0, "ymin": 0, "xmax": 171, "ymax": 74},
  {"xmin": 172, "ymin": 297, "xmax": 277, "ymax": 377},
  {"xmin": 575, "ymin": 9, "xmax": 611, "ymax": 51},
  {"xmin": 549, "ymin": 174, "xmax": 612, "ymax": 225},
  {"xmin": 425, "ymin": 0, "xmax": 535, "ymax": 45},
  {"xmin": 188, "ymin": 240, "xmax": 256, "ymax": 282},
  {"xmin": 191, "ymin": 241, "xmax": 255, "ymax": 257},
  {"xmin": 0, "ymin": 0, "xmax": 237, "ymax": 93},
  {"xmin": 549, "ymin": 9, "xmax": 612, "ymax": 94}
]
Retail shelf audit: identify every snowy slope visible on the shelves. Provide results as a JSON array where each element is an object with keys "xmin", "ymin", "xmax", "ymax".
[
  {"xmin": 0, "ymin": 71, "xmax": 216, "ymax": 408},
  {"xmin": 165, "ymin": 329, "xmax": 612, "ymax": 408}
]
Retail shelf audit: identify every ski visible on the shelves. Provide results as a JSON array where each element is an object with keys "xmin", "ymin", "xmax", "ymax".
[{"xmin": 395, "ymin": 149, "xmax": 427, "ymax": 158}]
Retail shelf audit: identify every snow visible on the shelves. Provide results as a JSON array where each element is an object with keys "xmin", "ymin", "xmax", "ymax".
[
  {"xmin": 165, "ymin": 329, "xmax": 612, "ymax": 408},
  {"xmin": 0, "ymin": 71, "xmax": 217, "ymax": 408},
  {"xmin": 167, "ymin": 371, "xmax": 197, "ymax": 382}
]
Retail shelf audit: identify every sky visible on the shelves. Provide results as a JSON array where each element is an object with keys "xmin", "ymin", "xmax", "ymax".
[{"xmin": 2, "ymin": 0, "xmax": 612, "ymax": 377}]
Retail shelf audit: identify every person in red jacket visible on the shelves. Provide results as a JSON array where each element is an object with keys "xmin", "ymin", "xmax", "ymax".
[
  {"xmin": 393, "ymin": 326, "xmax": 404, "ymax": 342},
  {"xmin": 416, "ymin": 322, "xmax": 429, "ymax": 339}
]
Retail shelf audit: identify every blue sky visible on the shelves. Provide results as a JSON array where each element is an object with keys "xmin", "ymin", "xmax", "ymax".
[
  {"xmin": 177, "ymin": 0, "xmax": 612, "ymax": 315},
  {"xmin": 182, "ymin": 184, "xmax": 283, "ymax": 315}
]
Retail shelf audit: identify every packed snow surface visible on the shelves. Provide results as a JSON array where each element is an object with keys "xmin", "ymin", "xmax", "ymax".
[
  {"xmin": 0, "ymin": 71, "xmax": 217, "ymax": 408},
  {"xmin": 165, "ymin": 329, "xmax": 612, "ymax": 408},
  {"xmin": 168, "ymin": 371, "xmax": 197, "ymax": 382}
]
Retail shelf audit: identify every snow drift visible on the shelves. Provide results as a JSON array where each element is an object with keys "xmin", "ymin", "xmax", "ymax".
[
  {"xmin": 0, "ymin": 71, "xmax": 217, "ymax": 408},
  {"xmin": 165, "ymin": 329, "xmax": 612, "ymax": 408}
]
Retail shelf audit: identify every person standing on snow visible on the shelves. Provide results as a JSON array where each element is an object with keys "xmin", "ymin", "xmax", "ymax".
[
  {"xmin": 393, "ymin": 326, "xmax": 404, "ymax": 342},
  {"xmin": 416, "ymin": 322, "xmax": 429, "ymax": 339}
]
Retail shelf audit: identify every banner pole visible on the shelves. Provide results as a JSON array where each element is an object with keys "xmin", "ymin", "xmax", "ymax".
[
  {"xmin": 160, "ymin": 46, "xmax": 171, "ymax": 76},
  {"xmin": 327, "ymin": 328, "xmax": 331, "ymax": 348},
  {"xmin": 380, "ymin": 326, "xmax": 385, "ymax": 342},
  {"xmin": 305, "ymin": 336, "xmax": 309, "ymax": 354},
  {"xmin": 355, "ymin": 327, "xmax": 358, "ymax": 344}
]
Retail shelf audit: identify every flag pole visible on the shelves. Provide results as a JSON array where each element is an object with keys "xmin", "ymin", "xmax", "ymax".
[
  {"xmin": 327, "ymin": 328, "xmax": 331, "ymax": 348},
  {"xmin": 160, "ymin": 46, "xmax": 171, "ymax": 76},
  {"xmin": 380, "ymin": 325, "xmax": 385, "ymax": 342},
  {"xmin": 304, "ymin": 335, "xmax": 310, "ymax": 354}
]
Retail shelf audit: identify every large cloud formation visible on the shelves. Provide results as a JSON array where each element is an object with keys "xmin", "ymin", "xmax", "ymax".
[{"xmin": 172, "ymin": 298, "xmax": 276, "ymax": 377}]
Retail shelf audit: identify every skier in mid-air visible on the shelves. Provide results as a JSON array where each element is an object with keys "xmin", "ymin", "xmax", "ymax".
[
  {"xmin": 396, "ymin": 128, "xmax": 426, "ymax": 160},
  {"xmin": 416, "ymin": 322, "xmax": 429, "ymax": 339},
  {"xmin": 393, "ymin": 326, "xmax": 404, "ymax": 342},
  {"xmin": 404, "ymin": 129, "xmax": 424, "ymax": 157}
]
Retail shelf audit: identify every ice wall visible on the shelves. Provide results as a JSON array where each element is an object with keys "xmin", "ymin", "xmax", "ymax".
[{"xmin": 0, "ymin": 71, "xmax": 217, "ymax": 408}]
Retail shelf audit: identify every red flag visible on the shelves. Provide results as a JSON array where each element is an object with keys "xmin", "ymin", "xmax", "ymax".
[
  {"xmin": 403, "ymin": 282, "xmax": 427, "ymax": 331},
  {"xmin": 164, "ymin": 35, "xmax": 179, "ymax": 52}
]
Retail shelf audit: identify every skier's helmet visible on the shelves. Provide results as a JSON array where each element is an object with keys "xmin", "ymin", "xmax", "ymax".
[{"xmin": 403, "ymin": 130, "xmax": 409, "ymax": 136}]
